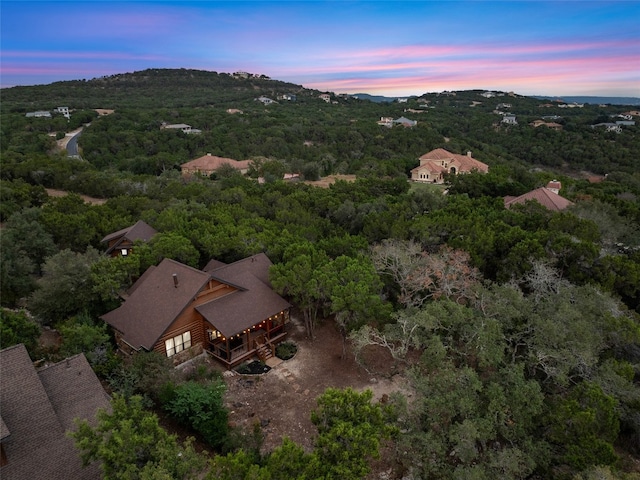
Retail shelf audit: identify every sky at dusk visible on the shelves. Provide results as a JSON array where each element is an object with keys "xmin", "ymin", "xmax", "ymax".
[{"xmin": 1, "ymin": 1, "xmax": 639, "ymax": 97}]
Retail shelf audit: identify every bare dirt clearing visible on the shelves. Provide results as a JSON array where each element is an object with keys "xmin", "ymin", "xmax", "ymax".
[
  {"xmin": 303, "ymin": 174, "xmax": 357, "ymax": 188},
  {"xmin": 221, "ymin": 315, "xmax": 412, "ymax": 453},
  {"xmin": 45, "ymin": 188, "xmax": 107, "ymax": 205}
]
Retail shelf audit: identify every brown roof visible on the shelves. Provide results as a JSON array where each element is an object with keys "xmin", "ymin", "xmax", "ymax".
[
  {"xmin": 181, "ymin": 154, "xmax": 251, "ymax": 173},
  {"xmin": 196, "ymin": 254, "xmax": 290, "ymax": 337},
  {"xmin": 100, "ymin": 219, "xmax": 157, "ymax": 252},
  {"xmin": 504, "ymin": 187, "xmax": 574, "ymax": 211},
  {"xmin": 208, "ymin": 253, "xmax": 275, "ymax": 287},
  {"xmin": 0, "ymin": 415, "xmax": 9, "ymax": 440},
  {"xmin": 38, "ymin": 354, "xmax": 111, "ymax": 431},
  {"xmin": 101, "ymin": 259, "xmax": 211, "ymax": 350},
  {"xmin": 0, "ymin": 344, "xmax": 110, "ymax": 480},
  {"xmin": 102, "ymin": 254, "xmax": 290, "ymax": 346}
]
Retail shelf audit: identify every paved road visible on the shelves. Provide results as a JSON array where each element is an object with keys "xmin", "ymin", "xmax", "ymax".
[{"xmin": 66, "ymin": 130, "xmax": 82, "ymax": 158}]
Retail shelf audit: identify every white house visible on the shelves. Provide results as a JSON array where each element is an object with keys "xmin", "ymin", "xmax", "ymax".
[{"xmin": 161, "ymin": 123, "xmax": 201, "ymax": 134}]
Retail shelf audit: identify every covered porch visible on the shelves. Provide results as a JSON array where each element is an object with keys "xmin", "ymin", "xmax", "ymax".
[{"xmin": 203, "ymin": 310, "xmax": 290, "ymax": 368}]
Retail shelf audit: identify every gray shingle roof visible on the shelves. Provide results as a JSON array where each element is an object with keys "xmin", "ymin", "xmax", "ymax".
[{"xmin": 0, "ymin": 344, "xmax": 110, "ymax": 480}]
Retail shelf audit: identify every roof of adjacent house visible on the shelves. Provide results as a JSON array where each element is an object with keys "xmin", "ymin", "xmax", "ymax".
[
  {"xmin": 0, "ymin": 344, "xmax": 110, "ymax": 480},
  {"xmin": 412, "ymin": 148, "xmax": 489, "ymax": 174},
  {"xmin": 102, "ymin": 258, "xmax": 211, "ymax": 350},
  {"xmin": 181, "ymin": 154, "xmax": 252, "ymax": 172},
  {"xmin": 504, "ymin": 187, "xmax": 574, "ymax": 211},
  {"xmin": 100, "ymin": 219, "xmax": 158, "ymax": 252},
  {"xmin": 546, "ymin": 180, "xmax": 562, "ymax": 191}
]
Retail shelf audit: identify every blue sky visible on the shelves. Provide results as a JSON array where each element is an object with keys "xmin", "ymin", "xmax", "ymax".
[{"xmin": 1, "ymin": 1, "xmax": 639, "ymax": 97}]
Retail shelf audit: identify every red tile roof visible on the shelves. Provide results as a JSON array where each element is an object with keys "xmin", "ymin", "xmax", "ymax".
[
  {"xmin": 504, "ymin": 187, "xmax": 574, "ymax": 211},
  {"xmin": 411, "ymin": 148, "xmax": 489, "ymax": 178},
  {"xmin": 181, "ymin": 154, "xmax": 251, "ymax": 174}
]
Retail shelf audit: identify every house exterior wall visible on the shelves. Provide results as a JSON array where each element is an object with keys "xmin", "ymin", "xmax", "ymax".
[
  {"xmin": 411, "ymin": 167, "xmax": 441, "ymax": 183},
  {"xmin": 153, "ymin": 280, "xmax": 237, "ymax": 361},
  {"xmin": 107, "ymin": 238, "xmax": 135, "ymax": 257}
]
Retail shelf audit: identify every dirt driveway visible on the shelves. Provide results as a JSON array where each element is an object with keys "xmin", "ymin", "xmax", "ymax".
[{"xmin": 221, "ymin": 315, "xmax": 412, "ymax": 453}]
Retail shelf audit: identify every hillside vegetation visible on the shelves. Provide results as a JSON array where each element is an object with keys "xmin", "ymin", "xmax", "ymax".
[{"xmin": 1, "ymin": 68, "xmax": 639, "ymax": 479}]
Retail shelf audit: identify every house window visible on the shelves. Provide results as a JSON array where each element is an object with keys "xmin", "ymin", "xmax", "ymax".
[
  {"xmin": 121, "ymin": 248, "xmax": 128, "ymax": 256},
  {"xmin": 208, "ymin": 329, "xmax": 221, "ymax": 341},
  {"xmin": 165, "ymin": 331, "xmax": 191, "ymax": 357}
]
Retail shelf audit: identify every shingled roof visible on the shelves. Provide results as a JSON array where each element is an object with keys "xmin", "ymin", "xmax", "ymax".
[
  {"xmin": 504, "ymin": 187, "xmax": 574, "ymax": 211},
  {"xmin": 196, "ymin": 254, "xmax": 290, "ymax": 337},
  {"xmin": 102, "ymin": 254, "xmax": 290, "ymax": 348},
  {"xmin": 101, "ymin": 258, "xmax": 211, "ymax": 350},
  {"xmin": 100, "ymin": 220, "xmax": 157, "ymax": 254},
  {"xmin": 0, "ymin": 344, "xmax": 110, "ymax": 480}
]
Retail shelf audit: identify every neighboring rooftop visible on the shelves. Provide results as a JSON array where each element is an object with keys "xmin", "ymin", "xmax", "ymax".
[
  {"xmin": 181, "ymin": 153, "xmax": 252, "ymax": 175},
  {"xmin": 504, "ymin": 186, "xmax": 574, "ymax": 211},
  {"xmin": 0, "ymin": 344, "xmax": 110, "ymax": 480}
]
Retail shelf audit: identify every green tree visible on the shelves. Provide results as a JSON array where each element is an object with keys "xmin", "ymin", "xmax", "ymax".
[
  {"xmin": 28, "ymin": 247, "xmax": 101, "ymax": 325},
  {"xmin": 318, "ymin": 255, "xmax": 391, "ymax": 357},
  {"xmin": 164, "ymin": 380, "xmax": 229, "ymax": 449},
  {"xmin": 547, "ymin": 381, "xmax": 620, "ymax": 471},
  {"xmin": 71, "ymin": 394, "xmax": 208, "ymax": 480},
  {"xmin": 91, "ymin": 253, "xmax": 142, "ymax": 305},
  {"xmin": 269, "ymin": 241, "xmax": 330, "ymax": 339},
  {"xmin": 0, "ymin": 231, "xmax": 37, "ymax": 306},
  {"xmin": 311, "ymin": 387, "xmax": 396, "ymax": 479},
  {"xmin": 137, "ymin": 232, "xmax": 200, "ymax": 269},
  {"xmin": 58, "ymin": 313, "xmax": 112, "ymax": 369},
  {"xmin": 0, "ymin": 308, "xmax": 41, "ymax": 355}
]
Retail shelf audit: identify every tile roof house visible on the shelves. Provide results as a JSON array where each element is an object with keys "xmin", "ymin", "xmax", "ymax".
[
  {"xmin": 529, "ymin": 119, "xmax": 563, "ymax": 131},
  {"xmin": 100, "ymin": 219, "xmax": 158, "ymax": 257},
  {"xmin": 0, "ymin": 344, "xmax": 110, "ymax": 480},
  {"xmin": 180, "ymin": 153, "xmax": 252, "ymax": 176},
  {"xmin": 410, "ymin": 148, "xmax": 489, "ymax": 184},
  {"xmin": 101, "ymin": 253, "xmax": 291, "ymax": 368},
  {"xmin": 504, "ymin": 181, "xmax": 574, "ymax": 211}
]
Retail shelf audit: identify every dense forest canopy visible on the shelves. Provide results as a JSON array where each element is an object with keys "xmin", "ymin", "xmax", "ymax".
[{"xmin": 1, "ymin": 68, "xmax": 639, "ymax": 479}]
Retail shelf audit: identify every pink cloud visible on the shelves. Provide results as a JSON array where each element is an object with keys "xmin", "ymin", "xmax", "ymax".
[{"xmin": 2, "ymin": 51, "xmax": 167, "ymax": 61}]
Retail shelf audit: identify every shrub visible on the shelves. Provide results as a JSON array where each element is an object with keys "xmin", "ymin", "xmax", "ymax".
[
  {"xmin": 236, "ymin": 360, "xmax": 270, "ymax": 374},
  {"xmin": 276, "ymin": 341, "xmax": 297, "ymax": 360},
  {"xmin": 164, "ymin": 380, "xmax": 229, "ymax": 450}
]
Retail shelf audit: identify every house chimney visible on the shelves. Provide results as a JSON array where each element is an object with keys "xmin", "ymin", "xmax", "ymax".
[
  {"xmin": 467, "ymin": 151, "xmax": 472, "ymax": 157},
  {"xmin": 172, "ymin": 273, "xmax": 179, "ymax": 288}
]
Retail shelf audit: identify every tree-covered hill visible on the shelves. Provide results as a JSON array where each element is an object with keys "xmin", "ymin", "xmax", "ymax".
[
  {"xmin": 0, "ymin": 68, "xmax": 315, "ymax": 110},
  {"xmin": 2, "ymin": 68, "xmax": 638, "ymax": 179}
]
